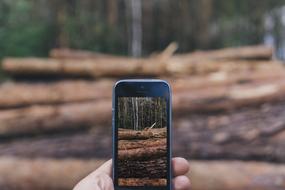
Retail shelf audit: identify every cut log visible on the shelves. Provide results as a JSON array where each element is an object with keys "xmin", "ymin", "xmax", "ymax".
[
  {"xmin": 0, "ymin": 65, "xmax": 284, "ymax": 108},
  {"xmin": 2, "ymin": 102, "xmax": 285, "ymax": 162},
  {"xmin": 118, "ymin": 157, "xmax": 167, "ymax": 178},
  {"xmin": 118, "ymin": 178, "xmax": 167, "ymax": 186},
  {"xmin": 50, "ymin": 45, "xmax": 272, "ymax": 61},
  {"xmin": 0, "ymin": 100, "xmax": 111, "ymax": 136},
  {"xmin": 1, "ymin": 157, "xmax": 285, "ymax": 190},
  {"xmin": 2, "ymin": 57, "xmax": 166, "ymax": 78},
  {"xmin": 173, "ymin": 78, "xmax": 285, "ymax": 113},
  {"xmin": 118, "ymin": 138, "xmax": 166, "ymax": 150},
  {"xmin": 177, "ymin": 45, "xmax": 273, "ymax": 61},
  {"xmin": 0, "ymin": 80, "xmax": 114, "ymax": 108},
  {"xmin": 2, "ymin": 78, "xmax": 285, "ymax": 136},
  {"xmin": 2, "ymin": 57, "xmax": 281, "ymax": 78},
  {"xmin": 0, "ymin": 157, "xmax": 104, "ymax": 190},
  {"xmin": 118, "ymin": 145, "xmax": 166, "ymax": 160},
  {"xmin": 118, "ymin": 128, "xmax": 167, "ymax": 140}
]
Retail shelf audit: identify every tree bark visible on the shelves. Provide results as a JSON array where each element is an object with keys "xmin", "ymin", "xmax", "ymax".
[
  {"xmin": 118, "ymin": 157, "xmax": 167, "ymax": 178},
  {"xmin": 0, "ymin": 100, "xmax": 111, "ymax": 136},
  {"xmin": 177, "ymin": 45, "xmax": 273, "ymax": 61},
  {"xmin": 118, "ymin": 128, "xmax": 166, "ymax": 140},
  {"xmin": 2, "ymin": 46, "xmax": 278, "ymax": 78},
  {"xmin": 2, "ymin": 77, "xmax": 285, "ymax": 136},
  {"xmin": 2, "ymin": 102, "xmax": 285, "ymax": 162},
  {"xmin": 0, "ymin": 80, "xmax": 113, "ymax": 108},
  {"xmin": 118, "ymin": 145, "xmax": 166, "ymax": 160},
  {"xmin": 49, "ymin": 45, "xmax": 273, "ymax": 61},
  {"xmin": 0, "ymin": 157, "xmax": 285, "ymax": 190},
  {"xmin": 118, "ymin": 138, "xmax": 166, "ymax": 150},
  {"xmin": 0, "ymin": 67, "xmax": 284, "ymax": 109}
]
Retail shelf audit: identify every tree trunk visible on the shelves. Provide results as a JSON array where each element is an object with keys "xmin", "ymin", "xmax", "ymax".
[
  {"xmin": 0, "ymin": 80, "xmax": 113, "ymax": 108},
  {"xmin": 0, "ymin": 100, "xmax": 111, "ymax": 136},
  {"xmin": 118, "ymin": 138, "xmax": 166, "ymax": 150},
  {"xmin": 118, "ymin": 145, "xmax": 166, "ymax": 160},
  {"xmin": 118, "ymin": 128, "xmax": 166, "ymax": 140},
  {"xmin": 2, "ymin": 46, "xmax": 278, "ymax": 78},
  {"xmin": 49, "ymin": 45, "xmax": 273, "ymax": 60},
  {"xmin": 2, "ymin": 77, "xmax": 285, "ymax": 136},
  {"xmin": 1, "ymin": 101, "xmax": 285, "ymax": 162}
]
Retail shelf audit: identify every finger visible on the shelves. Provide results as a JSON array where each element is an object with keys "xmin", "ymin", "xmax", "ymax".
[
  {"xmin": 173, "ymin": 175, "xmax": 191, "ymax": 190},
  {"xmin": 172, "ymin": 157, "xmax": 190, "ymax": 176},
  {"xmin": 73, "ymin": 160, "xmax": 113, "ymax": 190},
  {"xmin": 94, "ymin": 159, "xmax": 112, "ymax": 176}
]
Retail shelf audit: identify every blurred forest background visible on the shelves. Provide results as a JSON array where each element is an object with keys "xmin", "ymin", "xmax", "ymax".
[
  {"xmin": 2, "ymin": 1, "xmax": 285, "ymax": 190},
  {"xmin": 1, "ymin": 0, "xmax": 285, "ymax": 60}
]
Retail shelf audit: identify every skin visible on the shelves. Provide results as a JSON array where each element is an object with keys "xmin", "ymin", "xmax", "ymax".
[{"xmin": 74, "ymin": 157, "xmax": 191, "ymax": 190}]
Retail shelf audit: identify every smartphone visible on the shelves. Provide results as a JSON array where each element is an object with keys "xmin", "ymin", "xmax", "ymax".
[{"xmin": 113, "ymin": 79, "xmax": 172, "ymax": 190}]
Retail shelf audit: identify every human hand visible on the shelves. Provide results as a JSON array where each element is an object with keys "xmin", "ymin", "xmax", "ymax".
[{"xmin": 73, "ymin": 157, "xmax": 190, "ymax": 190}]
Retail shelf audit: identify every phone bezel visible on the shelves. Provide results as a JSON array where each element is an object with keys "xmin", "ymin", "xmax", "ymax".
[{"xmin": 112, "ymin": 79, "xmax": 172, "ymax": 190}]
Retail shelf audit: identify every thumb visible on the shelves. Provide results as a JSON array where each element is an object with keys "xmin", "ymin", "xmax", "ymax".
[{"xmin": 73, "ymin": 160, "xmax": 114, "ymax": 190}]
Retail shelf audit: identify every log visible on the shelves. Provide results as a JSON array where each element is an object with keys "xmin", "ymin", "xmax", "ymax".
[
  {"xmin": 118, "ymin": 145, "xmax": 166, "ymax": 160},
  {"xmin": 118, "ymin": 138, "xmax": 166, "ymax": 150},
  {"xmin": 0, "ymin": 157, "xmax": 104, "ymax": 190},
  {"xmin": 0, "ymin": 80, "xmax": 114, "ymax": 108},
  {"xmin": 1, "ymin": 157, "xmax": 285, "ymax": 190},
  {"xmin": 118, "ymin": 157, "xmax": 167, "ymax": 178},
  {"xmin": 2, "ymin": 102, "xmax": 285, "ymax": 162},
  {"xmin": 118, "ymin": 178, "xmax": 167, "ymax": 186},
  {"xmin": 176, "ymin": 45, "xmax": 273, "ymax": 61},
  {"xmin": 169, "ymin": 65, "xmax": 285, "ymax": 92},
  {"xmin": 0, "ymin": 64, "xmax": 284, "ymax": 108},
  {"xmin": 118, "ymin": 128, "xmax": 167, "ymax": 140},
  {"xmin": 173, "ymin": 78, "xmax": 285, "ymax": 113},
  {"xmin": 2, "ymin": 57, "xmax": 166, "ymax": 78},
  {"xmin": 2, "ymin": 57, "xmax": 281, "ymax": 78},
  {"xmin": 3, "ymin": 77, "xmax": 285, "ymax": 136},
  {"xmin": 0, "ymin": 100, "xmax": 111, "ymax": 136},
  {"xmin": 50, "ymin": 45, "xmax": 272, "ymax": 61}
]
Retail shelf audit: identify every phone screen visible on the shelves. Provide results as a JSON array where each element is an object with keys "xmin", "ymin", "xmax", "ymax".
[{"xmin": 113, "ymin": 80, "xmax": 171, "ymax": 189}]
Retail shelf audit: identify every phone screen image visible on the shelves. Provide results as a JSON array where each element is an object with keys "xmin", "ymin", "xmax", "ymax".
[{"xmin": 117, "ymin": 97, "xmax": 168, "ymax": 187}]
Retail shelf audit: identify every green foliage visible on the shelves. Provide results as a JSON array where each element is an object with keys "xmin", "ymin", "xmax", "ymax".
[
  {"xmin": 1, "ymin": 0, "xmax": 285, "ymax": 59},
  {"xmin": 0, "ymin": 0, "xmax": 54, "ymax": 58}
]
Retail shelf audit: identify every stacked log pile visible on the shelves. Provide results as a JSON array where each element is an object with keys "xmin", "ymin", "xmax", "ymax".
[
  {"xmin": 118, "ymin": 128, "xmax": 167, "ymax": 186},
  {"xmin": 1, "ymin": 45, "xmax": 285, "ymax": 189}
]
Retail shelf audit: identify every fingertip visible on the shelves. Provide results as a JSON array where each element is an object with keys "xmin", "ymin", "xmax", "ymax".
[
  {"xmin": 172, "ymin": 157, "xmax": 190, "ymax": 176},
  {"xmin": 173, "ymin": 175, "xmax": 191, "ymax": 190}
]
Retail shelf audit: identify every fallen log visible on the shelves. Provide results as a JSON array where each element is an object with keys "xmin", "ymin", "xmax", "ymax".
[
  {"xmin": 2, "ymin": 102, "xmax": 285, "ymax": 162},
  {"xmin": 177, "ymin": 45, "xmax": 273, "ymax": 61},
  {"xmin": 50, "ymin": 45, "xmax": 272, "ymax": 61},
  {"xmin": 2, "ymin": 78, "xmax": 285, "ymax": 136},
  {"xmin": 0, "ymin": 80, "xmax": 114, "ymax": 108},
  {"xmin": 118, "ymin": 157, "xmax": 167, "ymax": 178},
  {"xmin": 1, "ymin": 157, "xmax": 285, "ymax": 190},
  {"xmin": 173, "ymin": 78, "xmax": 285, "ymax": 113},
  {"xmin": 118, "ymin": 128, "xmax": 167, "ymax": 140},
  {"xmin": 0, "ymin": 65, "xmax": 284, "ymax": 108},
  {"xmin": 118, "ymin": 145, "xmax": 166, "ymax": 160},
  {"xmin": 2, "ymin": 57, "xmax": 166, "ymax": 78},
  {"xmin": 2, "ymin": 58, "xmax": 281, "ymax": 78},
  {"xmin": 118, "ymin": 138, "xmax": 166, "ymax": 150},
  {"xmin": 118, "ymin": 178, "xmax": 167, "ymax": 186},
  {"xmin": 0, "ymin": 100, "xmax": 111, "ymax": 136}
]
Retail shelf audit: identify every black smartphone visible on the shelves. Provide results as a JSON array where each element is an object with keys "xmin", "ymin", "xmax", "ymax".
[{"xmin": 113, "ymin": 79, "xmax": 172, "ymax": 190}]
